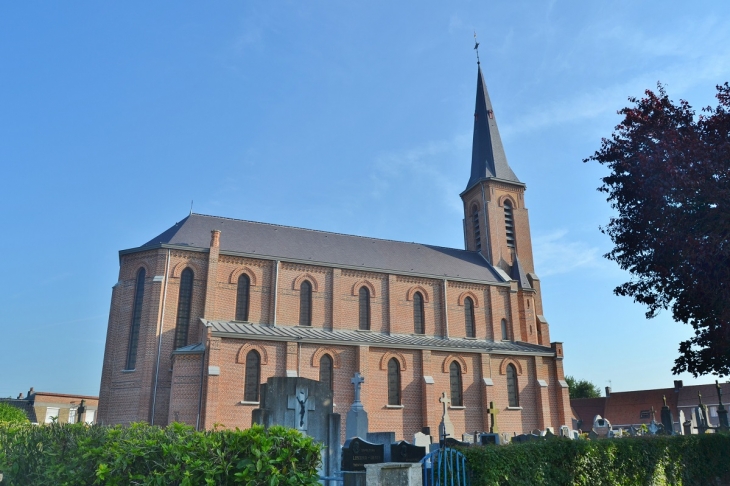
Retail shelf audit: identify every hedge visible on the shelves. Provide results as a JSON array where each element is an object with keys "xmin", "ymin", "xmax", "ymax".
[
  {"xmin": 0, "ymin": 404, "xmax": 29, "ymax": 425},
  {"xmin": 0, "ymin": 422, "xmax": 321, "ymax": 486},
  {"xmin": 464, "ymin": 434, "xmax": 730, "ymax": 486}
]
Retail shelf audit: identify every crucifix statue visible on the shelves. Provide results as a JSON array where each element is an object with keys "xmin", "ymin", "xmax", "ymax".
[
  {"xmin": 438, "ymin": 392, "xmax": 455, "ymax": 443},
  {"xmin": 488, "ymin": 401, "xmax": 500, "ymax": 434},
  {"xmin": 287, "ymin": 386, "xmax": 316, "ymax": 433}
]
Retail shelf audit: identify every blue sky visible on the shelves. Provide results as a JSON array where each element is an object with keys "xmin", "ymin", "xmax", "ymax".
[{"xmin": 2, "ymin": 2, "xmax": 729, "ymax": 398}]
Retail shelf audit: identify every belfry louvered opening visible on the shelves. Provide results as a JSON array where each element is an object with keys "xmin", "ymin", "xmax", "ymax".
[
  {"xmin": 504, "ymin": 200, "xmax": 516, "ymax": 248},
  {"xmin": 125, "ymin": 268, "xmax": 146, "ymax": 370},
  {"xmin": 472, "ymin": 206, "xmax": 481, "ymax": 251}
]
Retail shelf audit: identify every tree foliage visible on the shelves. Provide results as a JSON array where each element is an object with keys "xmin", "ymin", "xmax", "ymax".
[
  {"xmin": 0, "ymin": 403, "xmax": 29, "ymax": 424},
  {"xmin": 565, "ymin": 376, "xmax": 601, "ymax": 399},
  {"xmin": 585, "ymin": 83, "xmax": 730, "ymax": 377}
]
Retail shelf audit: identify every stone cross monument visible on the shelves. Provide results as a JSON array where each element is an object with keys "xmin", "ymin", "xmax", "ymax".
[
  {"xmin": 346, "ymin": 372, "xmax": 369, "ymax": 439},
  {"xmin": 438, "ymin": 392, "xmax": 455, "ymax": 442}
]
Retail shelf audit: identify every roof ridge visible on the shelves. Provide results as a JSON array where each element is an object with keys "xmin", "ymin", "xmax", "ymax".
[{"xmin": 189, "ymin": 212, "xmax": 477, "ymax": 254}]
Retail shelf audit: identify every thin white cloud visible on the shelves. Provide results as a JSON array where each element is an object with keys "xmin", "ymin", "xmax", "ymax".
[
  {"xmin": 533, "ymin": 229, "xmax": 603, "ymax": 277},
  {"xmin": 369, "ymin": 134, "xmax": 471, "ymax": 213}
]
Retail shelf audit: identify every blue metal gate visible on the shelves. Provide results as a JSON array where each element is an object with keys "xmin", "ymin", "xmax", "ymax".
[{"xmin": 420, "ymin": 448, "xmax": 469, "ymax": 486}]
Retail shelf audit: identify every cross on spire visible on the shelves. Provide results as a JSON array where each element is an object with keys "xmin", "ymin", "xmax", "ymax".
[{"xmin": 473, "ymin": 32, "xmax": 481, "ymax": 65}]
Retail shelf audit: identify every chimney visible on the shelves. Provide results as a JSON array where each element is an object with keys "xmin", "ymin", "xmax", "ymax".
[
  {"xmin": 17, "ymin": 392, "xmax": 23, "ymax": 399},
  {"xmin": 605, "ymin": 386, "xmax": 611, "ymax": 397},
  {"xmin": 210, "ymin": 230, "xmax": 221, "ymax": 248},
  {"xmin": 28, "ymin": 387, "xmax": 34, "ymax": 397},
  {"xmin": 674, "ymin": 380, "xmax": 683, "ymax": 391}
]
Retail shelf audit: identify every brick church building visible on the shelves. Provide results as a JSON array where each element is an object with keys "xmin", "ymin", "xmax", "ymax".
[{"xmin": 98, "ymin": 64, "xmax": 572, "ymax": 440}]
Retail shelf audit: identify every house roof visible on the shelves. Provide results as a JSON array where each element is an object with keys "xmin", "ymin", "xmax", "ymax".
[
  {"xmin": 570, "ymin": 397, "xmax": 606, "ymax": 428},
  {"xmin": 129, "ymin": 213, "xmax": 507, "ymax": 284},
  {"xmin": 203, "ymin": 320, "xmax": 556, "ymax": 356},
  {"xmin": 677, "ymin": 382, "xmax": 730, "ymax": 408},
  {"xmin": 464, "ymin": 64, "xmax": 521, "ymax": 193}
]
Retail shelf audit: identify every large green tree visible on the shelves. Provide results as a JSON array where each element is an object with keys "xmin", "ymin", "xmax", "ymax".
[
  {"xmin": 565, "ymin": 376, "xmax": 601, "ymax": 399},
  {"xmin": 585, "ymin": 83, "xmax": 730, "ymax": 377}
]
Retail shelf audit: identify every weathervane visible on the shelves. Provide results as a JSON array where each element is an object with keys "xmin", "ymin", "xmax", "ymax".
[{"xmin": 473, "ymin": 32, "xmax": 480, "ymax": 64}]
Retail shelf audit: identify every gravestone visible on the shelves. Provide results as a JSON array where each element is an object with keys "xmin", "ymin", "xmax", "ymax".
[
  {"xmin": 660, "ymin": 395, "xmax": 675, "ymax": 435},
  {"xmin": 366, "ymin": 432, "xmax": 395, "ymax": 463},
  {"xmin": 696, "ymin": 392, "xmax": 711, "ymax": 433},
  {"xmin": 346, "ymin": 372, "xmax": 369, "ymax": 440},
  {"xmin": 479, "ymin": 433, "xmax": 500, "ymax": 445},
  {"xmin": 571, "ymin": 430, "xmax": 581, "ymax": 440},
  {"xmin": 487, "ymin": 401, "xmax": 500, "ymax": 433},
  {"xmin": 592, "ymin": 415, "xmax": 611, "ymax": 437},
  {"xmin": 628, "ymin": 425, "xmax": 639, "ymax": 437},
  {"xmin": 364, "ymin": 463, "xmax": 421, "ymax": 486},
  {"xmin": 647, "ymin": 421, "xmax": 661, "ymax": 435},
  {"xmin": 438, "ymin": 392, "xmax": 455, "ymax": 441},
  {"xmin": 444, "ymin": 437, "xmax": 470, "ymax": 448},
  {"xmin": 413, "ymin": 431, "xmax": 431, "ymax": 447},
  {"xmin": 390, "ymin": 440, "xmax": 426, "ymax": 463},
  {"xmin": 676, "ymin": 410, "xmax": 685, "ymax": 435},
  {"xmin": 252, "ymin": 377, "xmax": 340, "ymax": 481},
  {"xmin": 716, "ymin": 380, "xmax": 729, "ymax": 432},
  {"xmin": 462, "ymin": 432, "xmax": 475, "ymax": 443},
  {"xmin": 342, "ymin": 437, "xmax": 384, "ymax": 472}
]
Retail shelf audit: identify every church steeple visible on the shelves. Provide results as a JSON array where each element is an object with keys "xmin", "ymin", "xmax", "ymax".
[{"xmin": 465, "ymin": 65, "xmax": 521, "ymax": 192}]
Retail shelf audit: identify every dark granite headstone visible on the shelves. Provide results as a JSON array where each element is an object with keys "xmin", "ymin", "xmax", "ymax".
[
  {"xmin": 342, "ymin": 437, "xmax": 384, "ymax": 472},
  {"xmin": 511, "ymin": 433, "xmax": 531, "ymax": 444},
  {"xmin": 390, "ymin": 441, "xmax": 426, "ymax": 463},
  {"xmin": 444, "ymin": 437, "xmax": 470, "ymax": 448},
  {"xmin": 366, "ymin": 432, "xmax": 395, "ymax": 462},
  {"xmin": 479, "ymin": 433, "xmax": 501, "ymax": 445}
]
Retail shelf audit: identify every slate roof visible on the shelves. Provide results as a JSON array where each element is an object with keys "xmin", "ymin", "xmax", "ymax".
[
  {"xmin": 202, "ymin": 320, "xmax": 555, "ymax": 356},
  {"xmin": 465, "ymin": 65, "xmax": 521, "ymax": 192},
  {"xmin": 132, "ymin": 213, "xmax": 506, "ymax": 284}
]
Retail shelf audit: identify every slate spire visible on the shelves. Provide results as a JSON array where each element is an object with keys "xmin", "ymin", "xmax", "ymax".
[{"xmin": 465, "ymin": 64, "xmax": 521, "ymax": 191}]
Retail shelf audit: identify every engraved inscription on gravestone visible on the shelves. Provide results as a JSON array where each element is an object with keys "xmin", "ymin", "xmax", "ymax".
[{"xmin": 342, "ymin": 437, "xmax": 384, "ymax": 472}]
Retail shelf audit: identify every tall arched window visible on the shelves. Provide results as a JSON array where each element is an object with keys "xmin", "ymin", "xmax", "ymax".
[
  {"xmin": 504, "ymin": 200, "xmax": 516, "ymax": 248},
  {"xmin": 299, "ymin": 280, "xmax": 312, "ymax": 326},
  {"xmin": 413, "ymin": 292, "xmax": 425, "ymax": 334},
  {"xmin": 235, "ymin": 273, "xmax": 250, "ymax": 321},
  {"xmin": 472, "ymin": 206, "xmax": 481, "ymax": 251},
  {"xmin": 358, "ymin": 286, "xmax": 371, "ymax": 330},
  {"xmin": 174, "ymin": 268, "xmax": 193, "ymax": 349},
  {"xmin": 244, "ymin": 350, "xmax": 261, "ymax": 402},
  {"xmin": 501, "ymin": 318, "xmax": 509, "ymax": 341},
  {"xmin": 388, "ymin": 358, "xmax": 401, "ymax": 405},
  {"xmin": 125, "ymin": 268, "xmax": 146, "ymax": 370},
  {"xmin": 319, "ymin": 354, "xmax": 333, "ymax": 391},
  {"xmin": 464, "ymin": 297, "xmax": 475, "ymax": 338},
  {"xmin": 450, "ymin": 361, "xmax": 463, "ymax": 406},
  {"xmin": 507, "ymin": 364, "xmax": 519, "ymax": 407}
]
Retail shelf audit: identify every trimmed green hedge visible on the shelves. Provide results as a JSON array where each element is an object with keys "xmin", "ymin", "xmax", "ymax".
[
  {"xmin": 0, "ymin": 422, "xmax": 321, "ymax": 486},
  {"xmin": 464, "ymin": 434, "xmax": 730, "ymax": 486}
]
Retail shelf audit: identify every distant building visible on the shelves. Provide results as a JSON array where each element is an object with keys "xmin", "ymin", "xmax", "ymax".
[
  {"xmin": 571, "ymin": 381, "xmax": 730, "ymax": 431},
  {"xmin": 1, "ymin": 387, "xmax": 98, "ymax": 424}
]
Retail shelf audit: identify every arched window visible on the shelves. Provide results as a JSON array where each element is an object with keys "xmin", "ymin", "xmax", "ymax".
[
  {"xmin": 450, "ymin": 361, "xmax": 463, "ymax": 406},
  {"xmin": 125, "ymin": 268, "xmax": 146, "ymax": 370},
  {"xmin": 388, "ymin": 358, "xmax": 401, "ymax": 405},
  {"xmin": 413, "ymin": 292, "xmax": 424, "ymax": 334},
  {"xmin": 504, "ymin": 200, "xmax": 516, "ymax": 248},
  {"xmin": 358, "ymin": 286, "xmax": 371, "ymax": 330},
  {"xmin": 319, "ymin": 354, "xmax": 333, "ymax": 391},
  {"xmin": 507, "ymin": 364, "xmax": 519, "ymax": 407},
  {"xmin": 501, "ymin": 318, "xmax": 509, "ymax": 341},
  {"xmin": 235, "ymin": 273, "xmax": 250, "ymax": 321},
  {"xmin": 464, "ymin": 297, "xmax": 475, "ymax": 338},
  {"xmin": 472, "ymin": 206, "xmax": 481, "ymax": 251},
  {"xmin": 244, "ymin": 350, "xmax": 261, "ymax": 402},
  {"xmin": 174, "ymin": 268, "xmax": 193, "ymax": 349},
  {"xmin": 299, "ymin": 280, "xmax": 312, "ymax": 326}
]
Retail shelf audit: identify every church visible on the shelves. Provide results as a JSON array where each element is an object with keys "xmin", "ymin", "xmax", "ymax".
[{"xmin": 97, "ymin": 63, "xmax": 572, "ymax": 440}]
